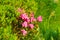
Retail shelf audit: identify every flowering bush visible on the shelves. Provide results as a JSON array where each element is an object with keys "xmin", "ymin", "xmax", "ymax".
[
  {"xmin": 0, "ymin": 0, "xmax": 60, "ymax": 40},
  {"xmin": 12, "ymin": 8, "xmax": 42, "ymax": 39}
]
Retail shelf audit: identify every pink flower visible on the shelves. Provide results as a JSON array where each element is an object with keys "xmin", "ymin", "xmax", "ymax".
[
  {"xmin": 20, "ymin": 13, "xmax": 30, "ymax": 23},
  {"xmin": 21, "ymin": 30, "xmax": 27, "ymax": 36},
  {"xmin": 30, "ymin": 17, "xmax": 36, "ymax": 22},
  {"xmin": 22, "ymin": 21, "xmax": 28, "ymax": 28},
  {"xmin": 37, "ymin": 16, "xmax": 42, "ymax": 22},
  {"xmin": 25, "ymin": 19, "xmax": 30, "ymax": 23},
  {"xmin": 30, "ymin": 13, "xmax": 36, "ymax": 22},
  {"xmin": 20, "ymin": 13, "xmax": 29, "ymax": 20},
  {"xmin": 29, "ymin": 24, "xmax": 34, "ymax": 29}
]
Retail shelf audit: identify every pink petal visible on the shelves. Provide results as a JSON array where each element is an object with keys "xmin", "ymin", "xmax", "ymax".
[
  {"xmin": 20, "ymin": 13, "xmax": 29, "ymax": 21},
  {"xmin": 29, "ymin": 24, "xmax": 34, "ymax": 29},
  {"xmin": 30, "ymin": 17, "xmax": 36, "ymax": 22},
  {"xmin": 21, "ymin": 30, "xmax": 27, "ymax": 36},
  {"xmin": 37, "ymin": 16, "xmax": 42, "ymax": 22},
  {"xmin": 22, "ymin": 21, "xmax": 28, "ymax": 28}
]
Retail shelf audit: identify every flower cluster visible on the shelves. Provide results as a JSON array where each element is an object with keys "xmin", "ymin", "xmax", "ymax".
[{"xmin": 17, "ymin": 8, "xmax": 42, "ymax": 36}]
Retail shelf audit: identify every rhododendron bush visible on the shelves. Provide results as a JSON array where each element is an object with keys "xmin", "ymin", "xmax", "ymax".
[
  {"xmin": 12, "ymin": 8, "xmax": 42, "ymax": 39},
  {"xmin": 0, "ymin": 0, "xmax": 60, "ymax": 40}
]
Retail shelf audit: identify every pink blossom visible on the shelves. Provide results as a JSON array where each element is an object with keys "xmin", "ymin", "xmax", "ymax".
[
  {"xmin": 22, "ymin": 21, "xmax": 28, "ymax": 28},
  {"xmin": 21, "ymin": 30, "xmax": 27, "ymax": 36},
  {"xmin": 20, "ymin": 13, "xmax": 30, "ymax": 23},
  {"xmin": 37, "ymin": 16, "xmax": 42, "ymax": 22},
  {"xmin": 25, "ymin": 19, "xmax": 30, "ymax": 23},
  {"xmin": 30, "ymin": 13, "xmax": 36, "ymax": 22},
  {"xmin": 20, "ymin": 13, "xmax": 29, "ymax": 20},
  {"xmin": 29, "ymin": 24, "xmax": 34, "ymax": 29},
  {"xmin": 30, "ymin": 17, "xmax": 36, "ymax": 22}
]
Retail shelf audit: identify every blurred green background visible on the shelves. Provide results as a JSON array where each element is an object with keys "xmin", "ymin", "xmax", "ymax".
[{"xmin": 0, "ymin": 0, "xmax": 60, "ymax": 40}]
